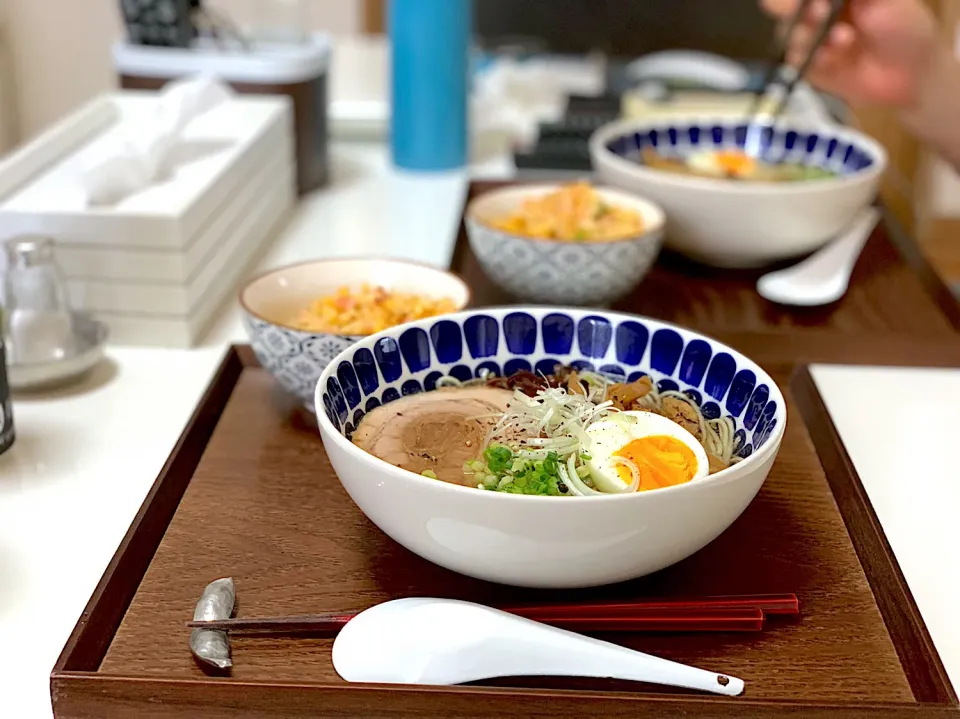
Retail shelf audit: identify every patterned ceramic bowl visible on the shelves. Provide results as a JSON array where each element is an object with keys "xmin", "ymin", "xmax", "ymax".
[
  {"xmin": 240, "ymin": 258, "xmax": 470, "ymax": 408},
  {"xmin": 590, "ymin": 119, "xmax": 887, "ymax": 268},
  {"xmin": 465, "ymin": 184, "xmax": 665, "ymax": 306},
  {"xmin": 315, "ymin": 307, "xmax": 787, "ymax": 588}
]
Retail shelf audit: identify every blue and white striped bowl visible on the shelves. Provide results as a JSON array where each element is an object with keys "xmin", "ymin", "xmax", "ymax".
[
  {"xmin": 465, "ymin": 184, "xmax": 665, "ymax": 306},
  {"xmin": 591, "ymin": 119, "xmax": 887, "ymax": 268},
  {"xmin": 315, "ymin": 307, "xmax": 786, "ymax": 588},
  {"xmin": 240, "ymin": 257, "xmax": 470, "ymax": 408}
]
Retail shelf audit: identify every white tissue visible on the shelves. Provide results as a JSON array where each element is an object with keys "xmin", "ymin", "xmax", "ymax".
[
  {"xmin": 81, "ymin": 75, "xmax": 234, "ymax": 207},
  {"xmin": 471, "ymin": 56, "xmax": 606, "ymax": 148}
]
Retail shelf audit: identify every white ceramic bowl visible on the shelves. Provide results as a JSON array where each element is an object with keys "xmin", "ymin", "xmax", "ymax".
[
  {"xmin": 315, "ymin": 307, "xmax": 787, "ymax": 589},
  {"xmin": 240, "ymin": 257, "xmax": 470, "ymax": 407},
  {"xmin": 590, "ymin": 119, "xmax": 887, "ymax": 268},
  {"xmin": 465, "ymin": 184, "xmax": 665, "ymax": 306}
]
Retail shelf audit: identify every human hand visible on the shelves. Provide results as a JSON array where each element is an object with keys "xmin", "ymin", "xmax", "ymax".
[{"xmin": 760, "ymin": 0, "xmax": 942, "ymax": 108}]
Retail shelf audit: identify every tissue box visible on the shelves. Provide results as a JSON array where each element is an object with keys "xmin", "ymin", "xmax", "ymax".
[
  {"xmin": 0, "ymin": 91, "xmax": 296, "ymax": 347},
  {"xmin": 114, "ymin": 33, "xmax": 331, "ymax": 194},
  {"xmin": 0, "ymin": 91, "xmax": 294, "ymax": 248},
  {"xmin": 56, "ymin": 142, "xmax": 288, "ymax": 283},
  {"xmin": 89, "ymin": 168, "xmax": 295, "ymax": 347}
]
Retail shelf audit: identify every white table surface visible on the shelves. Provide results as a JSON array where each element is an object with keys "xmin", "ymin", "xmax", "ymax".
[{"xmin": 1, "ymin": 142, "xmax": 957, "ymax": 717}]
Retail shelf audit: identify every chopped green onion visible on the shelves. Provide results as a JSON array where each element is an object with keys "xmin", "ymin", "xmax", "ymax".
[
  {"xmin": 421, "ymin": 469, "xmax": 438, "ymax": 479},
  {"xmin": 543, "ymin": 451, "xmax": 559, "ymax": 475},
  {"xmin": 484, "ymin": 445, "xmax": 513, "ymax": 473}
]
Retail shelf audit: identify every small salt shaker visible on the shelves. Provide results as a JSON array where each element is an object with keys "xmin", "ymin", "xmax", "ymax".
[{"xmin": 2, "ymin": 236, "xmax": 76, "ymax": 366}]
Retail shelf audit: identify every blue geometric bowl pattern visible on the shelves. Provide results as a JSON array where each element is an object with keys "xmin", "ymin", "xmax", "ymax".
[
  {"xmin": 466, "ymin": 219, "xmax": 663, "ymax": 307},
  {"xmin": 243, "ymin": 312, "xmax": 362, "ymax": 408},
  {"xmin": 320, "ymin": 309, "xmax": 786, "ymax": 467},
  {"xmin": 603, "ymin": 121, "xmax": 878, "ymax": 176}
]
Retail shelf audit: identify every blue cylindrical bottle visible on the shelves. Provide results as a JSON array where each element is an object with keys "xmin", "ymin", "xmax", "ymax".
[{"xmin": 389, "ymin": 0, "xmax": 472, "ymax": 170}]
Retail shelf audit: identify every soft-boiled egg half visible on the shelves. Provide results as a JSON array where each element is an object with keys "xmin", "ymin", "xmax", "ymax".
[
  {"xmin": 686, "ymin": 149, "xmax": 757, "ymax": 179},
  {"xmin": 585, "ymin": 411, "xmax": 709, "ymax": 493}
]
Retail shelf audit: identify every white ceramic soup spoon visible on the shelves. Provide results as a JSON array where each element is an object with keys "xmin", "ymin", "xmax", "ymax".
[
  {"xmin": 756, "ymin": 207, "xmax": 881, "ymax": 307},
  {"xmin": 331, "ymin": 597, "xmax": 744, "ymax": 697}
]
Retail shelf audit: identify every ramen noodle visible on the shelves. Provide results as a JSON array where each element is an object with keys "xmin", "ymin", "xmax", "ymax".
[
  {"xmin": 352, "ymin": 365, "xmax": 740, "ymax": 496},
  {"xmin": 641, "ymin": 147, "xmax": 837, "ymax": 182}
]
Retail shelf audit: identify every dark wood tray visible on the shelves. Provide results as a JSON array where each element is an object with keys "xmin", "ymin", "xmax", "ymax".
[
  {"xmin": 453, "ymin": 181, "xmax": 960, "ymax": 339},
  {"xmin": 51, "ymin": 346, "xmax": 960, "ymax": 718},
  {"xmin": 52, "ymin": 182, "xmax": 960, "ymax": 718}
]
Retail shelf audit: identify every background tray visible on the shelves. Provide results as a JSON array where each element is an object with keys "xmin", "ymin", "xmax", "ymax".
[
  {"xmin": 52, "ymin": 182, "xmax": 960, "ymax": 717},
  {"xmin": 452, "ymin": 182, "xmax": 960, "ymax": 338}
]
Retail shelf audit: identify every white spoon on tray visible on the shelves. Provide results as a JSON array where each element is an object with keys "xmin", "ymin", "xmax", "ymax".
[
  {"xmin": 331, "ymin": 597, "xmax": 744, "ymax": 697},
  {"xmin": 756, "ymin": 207, "xmax": 881, "ymax": 306}
]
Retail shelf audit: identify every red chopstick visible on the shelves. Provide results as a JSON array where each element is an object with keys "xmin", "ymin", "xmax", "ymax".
[
  {"xmin": 189, "ymin": 607, "xmax": 765, "ymax": 634},
  {"xmin": 187, "ymin": 593, "xmax": 796, "ymax": 636},
  {"xmin": 531, "ymin": 608, "xmax": 765, "ymax": 633},
  {"xmin": 502, "ymin": 593, "xmax": 800, "ymax": 618}
]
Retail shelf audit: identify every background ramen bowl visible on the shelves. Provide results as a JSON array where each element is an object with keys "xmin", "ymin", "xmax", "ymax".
[
  {"xmin": 240, "ymin": 258, "xmax": 470, "ymax": 408},
  {"xmin": 465, "ymin": 184, "xmax": 666, "ymax": 306},
  {"xmin": 315, "ymin": 307, "xmax": 787, "ymax": 589},
  {"xmin": 590, "ymin": 119, "xmax": 887, "ymax": 268}
]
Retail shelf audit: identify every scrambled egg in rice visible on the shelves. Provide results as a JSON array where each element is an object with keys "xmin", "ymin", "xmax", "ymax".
[
  {"xmin": 291, "ymin": 284, "xmax": 458, "ymax": 335},
  {"xmin": 490, "ymin": 182, "xmax": 644, "ymax": 242}
]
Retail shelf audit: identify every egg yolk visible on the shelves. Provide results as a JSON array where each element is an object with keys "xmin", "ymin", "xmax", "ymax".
[
  {"xmin": 713, "ymin": 151, "xmax": 755, "ymax": 178},
  {"xmin": 613, "ymin": 435, "xmax": 698, "ymax": 491}
]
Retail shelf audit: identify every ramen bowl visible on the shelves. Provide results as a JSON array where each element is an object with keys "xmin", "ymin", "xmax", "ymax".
[
  {"xmin": 465, "ymin": 184, "xmax": 666, "ymax": 306},
  {"xmin": 240, "ymin": 258, "xmax": 470, "ymax": 408},
  {"xmin": 590, "ymin": 119, "xmax": 887, "ymax": 268},
  {"xmin": 315, "ymin": 307, "xmax": 787, "ymax": 588}
]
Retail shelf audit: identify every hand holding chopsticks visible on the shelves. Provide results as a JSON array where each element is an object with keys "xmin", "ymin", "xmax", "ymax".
[
  {"xmin": 750, "ymin": 0, "xmax": 850, "ymax": 122},
  {"xmin": 187, "ymin": 593, "xmax": 799, "ymax": 637}
]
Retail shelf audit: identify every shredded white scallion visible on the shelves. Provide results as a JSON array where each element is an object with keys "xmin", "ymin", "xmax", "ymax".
[
  {"xmin": 437, "ymin": 364, "xmax": 742, "ymax": 497},
  {"xmin": 563, "ymin": 453, "xmax": 602, "ymax": 495},
  {"xmin": 486, "ymin": 387, "xmax": 619, "ymax": 454},
  {"xmin": 479, "ymin": 383, "xmax": 623, "ymax": 496},
  {"xmin": 610, "ymin": 456, "xmax": 641, "ymax": 493},
  {"xmin": 558, "ymin": 463, "xmax": 584, "ymax": 496}
]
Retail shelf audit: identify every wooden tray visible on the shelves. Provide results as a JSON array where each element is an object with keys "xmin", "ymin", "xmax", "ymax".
[
  {"xmin": 52, "ymin": 182, "xmax": 960, "ymax": 718},
  {"xmin": 51, "ymin": 345, "xmax": 960, "ymax": 718}
]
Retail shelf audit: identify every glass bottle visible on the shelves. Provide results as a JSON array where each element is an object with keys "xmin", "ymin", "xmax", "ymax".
[{"xmin": 2, "ymin": 235, "xmax": 75, "ymax": 366}]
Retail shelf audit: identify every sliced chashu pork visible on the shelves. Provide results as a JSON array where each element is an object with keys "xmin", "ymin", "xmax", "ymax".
[{"xmin": 352, "ymin": 386, "xmax": 512, "ymax": 486}]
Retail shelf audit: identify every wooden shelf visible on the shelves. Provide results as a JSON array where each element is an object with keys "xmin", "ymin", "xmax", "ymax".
[{"xmin": 364, "ymin": 0, "xmax": 385, "ymax": 34}]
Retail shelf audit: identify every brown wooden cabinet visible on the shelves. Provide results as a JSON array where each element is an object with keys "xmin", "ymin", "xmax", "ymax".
[{"xmin": 363, "ymin": 0, "xmax": 385, "ymax": 33}]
